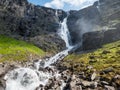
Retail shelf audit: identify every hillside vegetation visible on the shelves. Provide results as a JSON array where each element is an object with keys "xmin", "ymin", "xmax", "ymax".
[
  {"xmin": 0, "ymin": 35, "xmax": 45, "ymax": 62},
  {"xmin": 64, "ymin": 40, "xmax": 120, "ymax": 71},
  {"xmin": 61, "ymin": 41, "xmax": 120, "ymax": 80}
]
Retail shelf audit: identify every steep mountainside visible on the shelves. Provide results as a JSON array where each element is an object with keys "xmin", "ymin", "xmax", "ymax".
[
  {"xmin": 0, "ymin": 0, "xmax": 66, "ymax": 53},
  {"xmin": 0, "ymin": 0, "xmax": 120, "ymax": 52},
  {"xmin": 68, "ymin": 0, "xmax": 120, "ymax": 50}
]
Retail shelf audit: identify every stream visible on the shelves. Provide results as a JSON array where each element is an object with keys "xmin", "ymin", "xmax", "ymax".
[{"xmin": 4, "ymin": 12, "xmax": 74, "ymax": 90}]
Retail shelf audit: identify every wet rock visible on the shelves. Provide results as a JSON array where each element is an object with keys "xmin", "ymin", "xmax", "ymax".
[
  {"xmin": 39, "ymin": 60, "xmax": 45, "ymax": 67},
  {"xmin": 0, "ymin": 79, "xmax": 6, "ymax": 90},
  {"xmin": 0, "ymin": 63, "xmax": 16, "ymax": 77},
  {"xmin": 0, "ymin": 64, "xmax": 5, "ymax": 76}
]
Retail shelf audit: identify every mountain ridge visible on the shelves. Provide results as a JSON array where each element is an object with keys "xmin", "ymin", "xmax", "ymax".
[{"xmin": 0, "ymin": 0, "xmax": 120, "ymax": 52}]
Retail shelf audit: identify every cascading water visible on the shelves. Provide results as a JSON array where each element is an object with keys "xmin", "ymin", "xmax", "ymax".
[
  {"xmin": 96, "ymin": 0, "xmax": 101, "ymax": 12},
  {"xmin": 58, "ymin": 17, "xmax": 72, "ymax": 48},
  {"xmin": 4, "ymin": 10, "xmax": 73, "ymax": 90}
]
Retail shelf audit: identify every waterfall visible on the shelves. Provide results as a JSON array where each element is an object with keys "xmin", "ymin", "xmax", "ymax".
[
  {"xmin": 56, "ymin": 10, "xmax": 72, "ymax": 48},
  {"xmin": 4, "ymin": 10, "xmax": 73, "ymax": 90},
  {"xmin": 58, "ymin": 17, "xmax": 72, "ymax": 48},
  {"xmin": 55, "ymin": 10, "xmax": 58, "ymax": 18},
  {"xmin": 96, "ymin": 0, "xmax": 101, "ymax": 12}
]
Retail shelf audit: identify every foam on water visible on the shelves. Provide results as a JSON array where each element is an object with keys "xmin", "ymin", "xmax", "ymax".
[{"xmin": 4, "ymin": 68, "xmax": 40, "ymax": 90}]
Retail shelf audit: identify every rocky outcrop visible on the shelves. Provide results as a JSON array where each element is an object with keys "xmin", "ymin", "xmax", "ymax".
[
  {"xmin": 67, "ymin": 5, "xmax": 101, "ymax": 44},
  {"xmin": 67, "ymin": 0, "xmax": 120, "ymax": 50},
  {"xmin": 98, "ymin": 0, "xmax": 120, "ymax": 21},
  {"xmin": 0, "ymin": 0, "xmax": 67, "ymax": 53},
  {"xmin": 82, "ymin": 28, "xmax": 120, "ymax": 50},
  {"xmin": 82, "ymin": 31, "xmax": 104, "ymax": 50}
]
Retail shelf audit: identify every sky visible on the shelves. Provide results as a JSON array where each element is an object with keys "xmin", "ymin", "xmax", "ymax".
[{"xmin": 28, "ymin": 0, "xmax": 97, "ymax": 11}]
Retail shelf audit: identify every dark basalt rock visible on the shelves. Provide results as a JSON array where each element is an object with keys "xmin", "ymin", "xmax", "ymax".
[
  {"xmin": 82, "ymin": 28, "xmax": 120, "ymax": 50},
  {"xmin": 82, "ymin": 31, "xmax": 104, "ymax": 50}
]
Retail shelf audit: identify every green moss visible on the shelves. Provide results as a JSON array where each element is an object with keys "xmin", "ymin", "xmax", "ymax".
[
  {"xmin": 0, "ymin": 35, "xmax": 45, "ymax": 62},
  {"xmin": 64, "ymin": 40, "xmax": 120, "ymax": 73}
]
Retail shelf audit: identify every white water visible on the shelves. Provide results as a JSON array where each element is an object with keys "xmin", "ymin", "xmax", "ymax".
[
  {"xmin": 5, "ymin": 68, "xmax": 40, "ymax": 90},
  {"xmin": 58, "ymin": 17, "xmax": 71, "ymax": 48},
  {"xmin": 96, "ymin": 0, "xmax": 101, "ymax": 12},
  {"xmin": 4, "ymin": 11, "xmax": 73, "ymax": 90}
]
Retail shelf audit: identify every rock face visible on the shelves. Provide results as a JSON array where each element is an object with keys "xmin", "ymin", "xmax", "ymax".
[
  {"xmin": 67, "ymin": 5, "xmax": 101, "ymax": 44},
  {"xmin": 82, "ymin": 28, "xmax": 120, "ymax": 50},
  {"xmin": 0, "ymin": 0, "xmax": 66, "ymax": 53},
  {"xmin": 99, "ymin": 0, "xmax": 120, "ymax": 21},
  {"xmin": 67, "ymin": 0, "xmax": 120, "ymax": 50},
  {"xmin": 82, "ymin": 31, "xmax": 104, "ymax": 50},
  {"xmin": 0, "ymin": 0, "xmax": 120, "ymax": 52}
]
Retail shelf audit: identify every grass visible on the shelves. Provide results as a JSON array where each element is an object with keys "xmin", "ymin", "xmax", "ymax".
[
  {"xmin": 0, "ymin": 35, "xmax": 45, "ymax": 62},
  {"xmin": 63, "ymin": 40, "xmax": 120, "ymax": 74}
]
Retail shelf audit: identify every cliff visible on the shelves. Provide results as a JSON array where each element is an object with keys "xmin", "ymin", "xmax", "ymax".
[
  {"xmin": 67, "ymin": 0, "xmax": 120, "ymax": 50},
  {"xmin": 0, "ymin": 0, "xmax": 120, "ymax": 52},
  {"xmin": 0, "ymin": 0, "xmax": 66, "ymax": 53}
]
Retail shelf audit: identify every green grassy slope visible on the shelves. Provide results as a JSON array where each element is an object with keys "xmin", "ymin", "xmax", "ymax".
[
  {"xmin": 0, "ymin": 35, "xmax": 45, "ymax": 62},
  {"xmin": 63, "ymin": 40, "xmax": 120, "ymax": 75}
]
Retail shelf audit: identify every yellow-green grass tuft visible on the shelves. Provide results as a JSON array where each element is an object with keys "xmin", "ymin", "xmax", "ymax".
[
  {"xmin": 0, "ymin": 35, "xmax": 45, "ymax": 62},
  {"xmin": 64, "ymin": 40, "xmax": 120, "ymax": 74}
]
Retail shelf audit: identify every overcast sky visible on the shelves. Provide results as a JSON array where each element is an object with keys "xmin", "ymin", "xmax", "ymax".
[{"xmin": 28, "ymin": 0, "xmax": 97, "ymax": 11}]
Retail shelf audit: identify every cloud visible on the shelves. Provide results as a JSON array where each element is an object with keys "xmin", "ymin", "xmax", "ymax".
[
  {"xmin": 44, "ymin": 0, "xmax": 97, "ymax": 10},
  {"xmin": 45, "ymin": 0, "xmax": 64, "ymax": 9}
]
